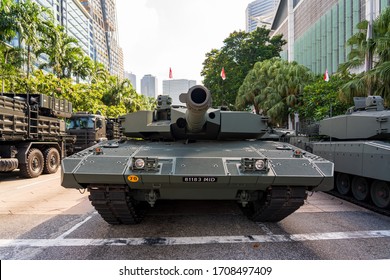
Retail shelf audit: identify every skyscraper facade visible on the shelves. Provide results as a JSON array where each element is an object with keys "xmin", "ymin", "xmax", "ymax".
[
  {"xmin": 21, "ymin": 0, "xmax": 93, "ymax": 64},
  {"xmin": 141, "ymin": 74, "xmax": 158, "ymax": 98},
  {"xmin": 124, "ymin": 71, "xmax": 137, "ymax": 91},
  {"xmin": 17, "ymin": 0, "xmax": 124, "ymax": 78},
  {"xmin": 163, "ymin": 79, "xmax": 197, "ymax": 105},
  {"xmin": 271, "ymin": 0, "xmax": 389, "ymax": 74},
  {"xmin": 246, "ymin": 0, "xmax": 280, "ymax": 32},
  {"xmin": 80, "ymin": 0, "xmax": 124, "ymax": 78}
]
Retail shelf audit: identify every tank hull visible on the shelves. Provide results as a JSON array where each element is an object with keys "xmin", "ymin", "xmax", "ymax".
[
  {"xmin": 62, "ymin": 140, "xmax": 333, "ymax": 194},
  {"xmin": 62, "ymin": 140, "xmax": 333, "ymax": 224}
]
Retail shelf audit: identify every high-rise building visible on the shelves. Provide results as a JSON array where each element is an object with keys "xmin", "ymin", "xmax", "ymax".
[
  {"xmin": 163, "ymin": 79, "xmax": 197, "ymax": 105},
  {"xmin": 80, "ymin": 0, "xmax": 124, "ymax": 78},
  {"xmin": 16, "ymin": 0, "xmax": 124, "ymax": 78},
  {"xmin": 141, "ymin": 74, "xmax": 158, "ymax": 98},
  {"xmin": 124, "ymin": 71, "xmax": 137, "ymax": 91},
  {"xmin": 271, "ymin": 0, "xmax": 389, "ymax": 74},
  {"xmin": 246, "ymin": 0, "xmax": 280, "ymax": 32},
  {"xmin": 19, "ymin": 0, "xmax": 93, "ymax": 62}
]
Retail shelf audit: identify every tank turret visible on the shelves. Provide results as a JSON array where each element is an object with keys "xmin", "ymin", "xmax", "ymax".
[
  {"xmin": 121, "ymin": 85, "xmax": 269, "ymax": 140},
  {"xmin": 61, "ymin": 85, "xmax": 334, "ymax": 225},
  {"xmin": 319, "ymin": 96, "xmax": 390, "ymax": 140}
]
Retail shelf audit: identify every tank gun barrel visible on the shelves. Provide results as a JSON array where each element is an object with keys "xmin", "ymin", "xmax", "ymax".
[{"xmin": 179, "ymin": 85, "xmax": 212, "ymax": 132}]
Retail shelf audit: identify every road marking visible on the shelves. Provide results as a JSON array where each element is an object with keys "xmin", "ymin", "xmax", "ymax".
[
  {"xmin": 1, "ymin": 229, "xmax": 390, "ymax": 247},
  {"xmin": 56, "ymin": 213, "xmax": 95, "ymax": 239},
  {"xmin": 256, "ymin": 222, "xmax": 274, "ymax": 235}
]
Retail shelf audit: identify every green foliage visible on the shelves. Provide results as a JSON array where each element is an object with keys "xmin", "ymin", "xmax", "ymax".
[
  {"xmin": 339, "ymin": 7, "xmax": 390, "ymax": 105},
  {"xmin": 201, "ymin": 27, "xmax": 286, "ymax": 109},
  {"xmin": 297, "ymin": 74, "xmax": 352, "ymax": 122},
  {"xmin": 236, "ymin": 58, "xmax": 313, "ymax": 126},
  {"xmin": 2, "ymin": 70, "xmax": 154, "ymax": 117},
  {"xmin": 11, "ymin": 0, "xmax": 53, "ymax": 77},
  {"xmin": 0, "ymin": 1, "xmax": 155, "ymax": 117}
]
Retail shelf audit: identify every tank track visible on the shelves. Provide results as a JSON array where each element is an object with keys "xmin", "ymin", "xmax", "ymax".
[
  {"xmin": 327, "ymin": 190, "xmax": 390, "ymax": 217},
  {"xmin": 88, "ymin": 185, "xmax": 146, "ymax": 225},
  {"xmin": 243, "ymin": 186, "xmax": 307, "ymax": 222}
]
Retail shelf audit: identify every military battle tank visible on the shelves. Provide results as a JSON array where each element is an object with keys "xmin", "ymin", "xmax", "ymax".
[
  {"xmin": 291, "ymin": 96, "xmax": 390, "ymax": 209},
  {"xmin": 61, "ymin": 85, "xmax": 334, "ymax": 224}
]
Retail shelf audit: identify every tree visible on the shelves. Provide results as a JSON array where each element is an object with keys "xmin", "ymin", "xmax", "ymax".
[
  {"xmin": 90, "ymin": 61, "xmax": 108, "ymax": 84},
  {"xmin": 0, "ymin": 43, "xmax": 24, "ymax": 92},
  {"xmin": 73, "ymin": 55, "xmax": 93, "ymax": 82},
  {"xmin": 0, "ymin": 0, "xmax": 17, "ymax": 42},
  {"xmin": 236, "ymin": 58, "xmax": 313, "ymax": 126},
  {"xmin": 11, "ymin": 0, "xmax": 52, "ymax": 78},
  {"xmin": 339, "ymin": 7, "xmax": 390, "ymax": 105},
  {"xmin": 37, "ymin": 25, "xmax": 85, "ymax": 79},
  {"xmin": 201, "ymin": 27, "xmax": 286, "ymax": 109},
  {"xmin": 297, "ymin": 74, "xmax": 352, "ymax": 122}
]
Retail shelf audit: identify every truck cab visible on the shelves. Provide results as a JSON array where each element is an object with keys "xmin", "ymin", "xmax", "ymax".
[{"xmin": 66, "ymin": 112, "xmax": 108, "ymax": 153}]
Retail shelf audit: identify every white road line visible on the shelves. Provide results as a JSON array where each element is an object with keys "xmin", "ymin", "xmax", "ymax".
[
  {"xmin": 256, "ymin": 222, "xmax": 274, "ymax": 235},
  {"xmin": 0, "ymin": 229, "xmax": 389, "ymax": 248},
  {"xmin": 56, "ymin": 213, "xmax": 95, "ymax": 239}
]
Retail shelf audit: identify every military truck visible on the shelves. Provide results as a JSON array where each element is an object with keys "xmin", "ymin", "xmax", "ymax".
[
  {"xmin": 290, "ymin": 96, "xmax": 390, "ymax": 209},
  {"xmin": 66, "ymin": 112, "xmax": 121, "ymax": 153},
  {"xmin": 0, "ymin": 93, "xmax": 75, "ymax": 178},
  {"xmin": 61, "ymin": 85, "xmax": 334, "ymax": 224}
]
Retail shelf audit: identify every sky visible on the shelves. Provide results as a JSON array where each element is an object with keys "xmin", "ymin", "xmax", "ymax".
[{"xmin": 116, "ymin": 0, "xmax": 254, "ymax": 93}]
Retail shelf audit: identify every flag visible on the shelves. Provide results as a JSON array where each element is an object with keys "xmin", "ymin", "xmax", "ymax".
[
  {"xmin": 324, "ymin": 69, "xmax": 329, "ymax": 82},
  {"xmin": 220, "ymin": 67, "xmax": 226, "ymax": 80},
  {"xmin": 169, "ymin": 67, "xmax": 173, "ymax": 79}
]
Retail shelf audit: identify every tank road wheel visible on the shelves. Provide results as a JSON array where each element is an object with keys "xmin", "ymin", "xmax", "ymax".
[
  {"xmin": 351, "ymin": 176, "xmax": 370, "ymax": 201},
  {"xmin": 336, "ymin": 173, "xmax": 351, "ymax": 195},
  {"xmin": 19, "ymin": 148, "xmax": 44, "ymax": 178},
  {"xmin": 43, "ymin": 148, "xmax": 60, "ymax": 174},
  {"xmin": 242, "ymin": 186, "xmax": 306, "ymax": 222},
  {"xmin": 88, "ymin": 185, "xmax": 148, "ymax": 225},
  {"xmin": 370, "ymin": 180, "xmax": 390, "ymax": 209}
]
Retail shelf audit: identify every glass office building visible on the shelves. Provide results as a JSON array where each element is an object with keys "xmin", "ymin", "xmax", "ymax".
[
  {"xmin": 272, "ymin": 0, "xmax": 389, "ymax": 74},
  {"xmin": 13, "ymin": 0, "xmax": 123, "ymax": 78},
  {"xmin": 246, "ymin": 0, "xmax": 280, "ymax": 32},
  {"xmin": 30, "ymin": 0, "xmax": 93, "ymax": 60}
]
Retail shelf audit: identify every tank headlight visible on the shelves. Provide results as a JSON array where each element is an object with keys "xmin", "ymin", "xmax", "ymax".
[
  {"xmin": 255, "ymin": 159, "xmax": 266, "ymax": 170},
  {"xmin": 131, "ymin": 157, "xmax": 159, "ymax": 172},
  {"xmin": 240, "ymin": 158, "xmax": 268, "ymax": 172},
  {"xmin": 134, "ymin": 158, "xmax": 145, "ymax": 169}
]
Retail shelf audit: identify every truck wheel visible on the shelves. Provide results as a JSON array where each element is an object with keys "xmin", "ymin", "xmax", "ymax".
[
  {"xmin": 43, "ymin": 148, "xmax": 60, "ymax": 174},
  {"xmin": 19, "ymin": 148, "xmax": 44, "ymax": 178},
  {"xmin": 0, "ymin": 158, "xmax": 19, "ymax": 172}
]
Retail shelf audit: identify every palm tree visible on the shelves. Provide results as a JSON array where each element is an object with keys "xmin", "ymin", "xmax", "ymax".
[
  {"xmin": 37, "ymin": 25, "xmax": 85, "ymax": 79},
  {"xmin": 73, "ymin": 55, "xmax": 93, "ymax": 82},
  {"xmin": 339, "ymin": 7, "xmax": 390, "ymax": 104},
  {"xmin": 236, "ymin": 58, "xmax": 313, "ymax": 126},
  {"xmin": 0, "ymin": 0, "xmax": 17, "ymax": 42},
  {"xmin": 90, "ymin": 61, "xmax": 109, "ymax": 84},
  {"xmin": 0, "ymin": 43, "xmax": 24, "ymax": 92},
  {"xmin": 11, "ymin": 0, "xmax": 52, "ymax": 78}
]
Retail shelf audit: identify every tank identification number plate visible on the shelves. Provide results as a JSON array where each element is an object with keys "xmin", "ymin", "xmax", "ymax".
[
  {"xmin": 182, "ymin": 177, "xmax": 218, "ymax": 183},
  {"xmin": 128, "ymin": 175, "xmax": 139, "ymax": 183}
]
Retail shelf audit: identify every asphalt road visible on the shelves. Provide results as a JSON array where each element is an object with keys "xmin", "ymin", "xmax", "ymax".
[{"xmin": 1, "ymin": 168, "xmax": 390, "ymax": 260}]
